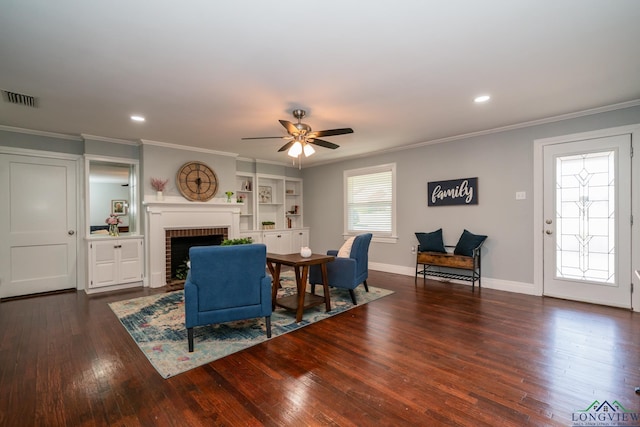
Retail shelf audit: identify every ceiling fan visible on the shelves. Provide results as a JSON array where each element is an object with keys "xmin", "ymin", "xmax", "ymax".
[{"xmin": 241, "ymin": 109, "xmax": 354, "ymax": 158}]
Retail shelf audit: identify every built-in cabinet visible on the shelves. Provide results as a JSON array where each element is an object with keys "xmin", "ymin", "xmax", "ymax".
[
  {"xmin": 236, "ymin": 172, "xmax": 309, "ymax": 254},
  {"xmin": 88, "ymin": 237, "xmax": 144, "ymax": 291},
  {"xmin": 261, "ymin": 229, "xmax": 310, "ymax": 254}
]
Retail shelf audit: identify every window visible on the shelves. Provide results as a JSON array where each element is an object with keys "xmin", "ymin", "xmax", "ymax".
[{"xmin": 344, "ymin": 163, "xmax": 397, "ymax": 242}]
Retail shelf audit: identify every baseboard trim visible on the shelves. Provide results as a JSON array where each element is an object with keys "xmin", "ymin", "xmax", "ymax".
[{"xmin": 369, "ymin": 262, "xmax": 537, "ymax": 296}]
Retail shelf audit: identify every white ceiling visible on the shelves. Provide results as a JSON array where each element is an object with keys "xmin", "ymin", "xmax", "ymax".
[{"xmin": 1, "ymin": 1, "xmax": 640, "ymax": 166}]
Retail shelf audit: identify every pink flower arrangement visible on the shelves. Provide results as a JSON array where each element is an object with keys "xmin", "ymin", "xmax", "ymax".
[
  {"xmin": 151, "ymin": 177, "xmax": 169, "ymax": 192},
  {"xmin": 106, "ymin": 214, "xmax": 123, "ymax": 225}
]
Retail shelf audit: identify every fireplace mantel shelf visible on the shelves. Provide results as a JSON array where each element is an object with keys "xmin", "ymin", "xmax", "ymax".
[{"xmin": 144, "ymin": 200, "xmax": 242, "ymax": 208}]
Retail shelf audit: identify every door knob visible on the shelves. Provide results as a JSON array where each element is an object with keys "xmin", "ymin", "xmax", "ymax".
[
  {"xmin": 545, "ymin": 219, "xmax": 553, "ymax": 224},
  {"xmin": 68, "ymin": 230, "xmax": 75, "ymax": 235},
  {"xmin": 545, "ymin": 229, "xmax": 553, "ymax": 235}
]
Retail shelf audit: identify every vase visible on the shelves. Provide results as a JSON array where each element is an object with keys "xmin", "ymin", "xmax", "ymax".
[
  {"xmin": 300, "ymin": 246, "xmax": 312, "ymax": 257},
  {"xmin": 156, "ymin": 191, "xmax": 164, "ymax": 201},
  {"xmin": 109, "ymin": 223, "xmax": 119, "ymax": 236}
]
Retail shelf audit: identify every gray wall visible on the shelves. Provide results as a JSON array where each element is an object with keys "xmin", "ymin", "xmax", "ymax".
[
  {"xmin": 140, "ymin": 144, "xmax": 237, "ymax": 201},
  {"xmin": 302, "ymin": 105, "xmax": 640, "ymax": 286},
  {"xmin": 0, "ymin": 129, "xmax": 84, "ymax": 154}
]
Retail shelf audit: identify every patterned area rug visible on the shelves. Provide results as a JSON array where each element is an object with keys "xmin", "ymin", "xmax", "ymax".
[{"xmin": 109, "ymin": 275, "xmax": 393, "ymax": 378}]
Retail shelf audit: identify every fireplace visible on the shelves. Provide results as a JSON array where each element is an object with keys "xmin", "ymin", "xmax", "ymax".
[
  {"xmin": 144, "ymin": 201, "xmax": 241, "ymax": 288},
  {"xmin": 165, "ymin": 227, "xmax": 228, "ymax": 282}
]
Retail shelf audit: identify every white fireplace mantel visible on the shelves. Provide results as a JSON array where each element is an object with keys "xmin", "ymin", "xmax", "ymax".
[{"xmin": 144, "ymin": 200, "xmax": 241, "ymax": 288}]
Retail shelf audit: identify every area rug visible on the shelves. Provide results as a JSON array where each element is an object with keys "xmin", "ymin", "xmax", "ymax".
[{"xmin": 109, "ymin": 275, "xmax": 393, "ymax": 378}]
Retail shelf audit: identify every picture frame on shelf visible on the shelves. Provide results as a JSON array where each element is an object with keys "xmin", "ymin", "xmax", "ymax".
[
  {"xmin": 111, "ymin": 200, "xmax": 127, "ymax": 215},
  {"xmin": 259, "ymin": 186, "xmax": 272, "ymax": 203}
]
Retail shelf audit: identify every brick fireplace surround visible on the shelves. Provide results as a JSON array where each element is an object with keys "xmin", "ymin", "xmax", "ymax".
[
  {"xmin": 164, "ymin": 227, "xmax": 228, "ymax": 282},
  {"xmin": 144, "ymin": 200, "xmax": 241, "ymax": 288}
]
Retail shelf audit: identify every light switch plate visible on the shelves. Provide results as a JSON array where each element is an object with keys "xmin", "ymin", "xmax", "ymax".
[{"xmin": 516, "ymin": 191, "xmax": 526, "ymax": 200}]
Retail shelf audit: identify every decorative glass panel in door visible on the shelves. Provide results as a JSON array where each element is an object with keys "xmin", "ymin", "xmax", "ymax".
[{"xmin": 542, "ymin": 134, "xmax": 631, "ymax": 308}]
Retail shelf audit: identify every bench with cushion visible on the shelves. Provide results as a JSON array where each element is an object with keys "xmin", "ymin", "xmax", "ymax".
[{"xmin": 414, "ymin": 229, "xmax": 487, "ymax": 290}]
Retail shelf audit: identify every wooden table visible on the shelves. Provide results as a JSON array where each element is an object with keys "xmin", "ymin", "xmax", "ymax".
[{"xmin": 266, "ymin": 253, "xmax": 335, "ymax": 322}]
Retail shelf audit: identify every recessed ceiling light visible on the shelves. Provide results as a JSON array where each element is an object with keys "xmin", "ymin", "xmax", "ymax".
[
  {"xmin": 474, "ymin": 95, "xmax": 491, "ymax": 103},
  {"xmin": 130, "ymin": 115, "xmax": 145, "ymax": 122}
]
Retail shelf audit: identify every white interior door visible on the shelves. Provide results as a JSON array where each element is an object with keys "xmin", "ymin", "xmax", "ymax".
[
  {"xmin": 542, "ymin": 134, "xmax": 631, "ymax": 308},
  {"xmin": 0, "ymin": 154, "xmax": 77, "ymax": 298}
]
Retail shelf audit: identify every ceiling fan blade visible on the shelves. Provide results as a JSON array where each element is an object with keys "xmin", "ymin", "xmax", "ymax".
[
  {"xmin": 279, "ymin": 120, "xmax": 299, "ymax": 135},
  {"xmin": 241, "ymin": 136, "xmax": 285, "ymax": 140},
  {"xmin": 278, "ymin": 141, "xmax": 295, "ymax": 152},
  {"xmin": 310, "ymin": 128, "xmax": 354, "ymax": 138},
  {"xmin": 308, "ymin": 139, "xmax": 339, "ymax": 150}
]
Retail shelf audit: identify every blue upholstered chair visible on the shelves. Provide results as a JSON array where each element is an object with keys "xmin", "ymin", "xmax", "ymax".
[
  {"xmin": 184, "ymin": 243, "xmax": 272, "ymax": 352},
  {"xmin": 308, "ymin": 233, "xmax": 373, "ymax": 304}
]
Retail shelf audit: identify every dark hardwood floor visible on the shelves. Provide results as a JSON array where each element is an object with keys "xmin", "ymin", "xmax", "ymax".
[{"xmin": 1, "ymin": 270, "xmax": 639, "ymax": 426}]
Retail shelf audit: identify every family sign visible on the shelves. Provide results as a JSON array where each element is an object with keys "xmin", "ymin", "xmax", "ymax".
[{"xmin": 428, "ymin": 177, "xmax": 478, "ymax": 206}]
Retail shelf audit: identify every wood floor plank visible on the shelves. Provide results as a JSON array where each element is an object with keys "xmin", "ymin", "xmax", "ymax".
[{"xmin": 1, "ymin": 270, "xmax": 639, "ymax": 426}]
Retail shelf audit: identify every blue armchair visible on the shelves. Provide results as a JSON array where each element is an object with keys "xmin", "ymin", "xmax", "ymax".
[
  {"xmin": 308, "ymin": 233, "xmax": 373, "ymax": 304},
  {"xmin": 184, "ymin": 243, "xmax": 272, "ymax": 352}
]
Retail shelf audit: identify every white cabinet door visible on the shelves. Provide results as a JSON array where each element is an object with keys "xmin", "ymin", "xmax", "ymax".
[
  {"xmin": 263, "ymin": 231, "xmax": 291, "ymax": 254},
  {"xmin": 118, "ymin": 239, "xmax": 143, "ymax": 284},
  {"xmin": 290, "ymin": 229, "xmax": 309, "ymax": 253},
  {"xmin": 90, "ymin": 240, "xmax": 119, "ymax": 288}
]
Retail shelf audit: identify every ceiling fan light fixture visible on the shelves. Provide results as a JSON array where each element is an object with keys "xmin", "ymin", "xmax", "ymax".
[
  {"xmin": 288, "ymin": 140, "xmax": 303, "ymax": 157},
  {"xmin": 303, "ymin": 143, "xmax": 315, "ymax": 157}
]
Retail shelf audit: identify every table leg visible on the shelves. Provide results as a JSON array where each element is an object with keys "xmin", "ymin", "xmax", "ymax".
[
  {"xmin": 294, "ymin": 266, "xmax": 307, "ymax": 323},
  {"xmin": 268, "ymin": 261, "xmax": 281, "ymax": 311},
  {"xmin": 321, "ymin": 263, "xmax": 331, "ymax": 312}
]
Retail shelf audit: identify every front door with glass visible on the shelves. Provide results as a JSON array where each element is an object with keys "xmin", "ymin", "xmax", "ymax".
[{"xmin": 542, "ymin": 134, "xmax": 632, "ymax": 308}]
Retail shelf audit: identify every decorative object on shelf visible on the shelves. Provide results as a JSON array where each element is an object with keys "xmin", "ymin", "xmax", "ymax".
[
  {"xmin": 111, "ymin": 200, "xmax": 127, "ymax": 215},
  {"xmin": 225, "ymin": 191, "xmax": 234, "ymax": 203},
  {"xmin": 300, "ymin": 246, "xmax": 312, "ymax": 257},
  {"xmin": 106, "ymin": 214, "xmax": 122, "ymax": 236},
  {"xmin": 259, "ymin": 186, "xmax": 272, "ymax": 203},
  {"xmin": 236, "ymin": 194, "xmax": 245, "ymax": 203},
  {"xmin": 151, "ymin": 177, "xmax": 169, "ymax": 201},
  {"xmin": 176, "ymin": 161, "xmax": 219, "ymax": 202},
  {"xmin": 262, "ymin": 221, "xmax": 275, "ymax": 230},
  {"xmin": 286, "ymin": 189, "xmax": 294, "ymax": 194},
  {"xmin": 242, "ymin": 180, "xmax": 252, "ymax": 191}
]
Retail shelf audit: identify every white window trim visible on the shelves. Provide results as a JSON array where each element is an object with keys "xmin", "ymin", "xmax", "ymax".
[{"xmin": 343, "ymin": 163, "xmax": 398, "ymax": 243}]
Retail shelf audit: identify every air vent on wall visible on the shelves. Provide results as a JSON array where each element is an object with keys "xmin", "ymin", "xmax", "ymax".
[{"xmin": 1, "ymin": 90, "xmax": 38, "ymax": 108}]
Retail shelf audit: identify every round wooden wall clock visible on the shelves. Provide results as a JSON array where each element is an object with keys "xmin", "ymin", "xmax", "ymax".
[{"xmin": 176, "ymin": 161, "xmax": 219, "ymax": 201}]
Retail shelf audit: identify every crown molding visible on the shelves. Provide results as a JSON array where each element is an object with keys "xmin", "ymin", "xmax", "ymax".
[
  {"xmin": 140, "ymin": 138, "xmax": 238, "ymax": 157},
  {"xmin": 81, "ymin": 134, "xmax": 139, "ymax": 146},
  {"xmin": 0, "ymin": 125, "xmax": 82, "ymax": 141}
]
